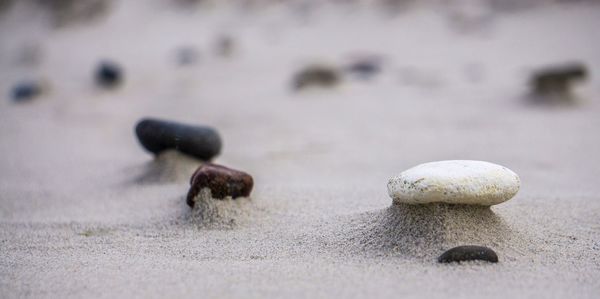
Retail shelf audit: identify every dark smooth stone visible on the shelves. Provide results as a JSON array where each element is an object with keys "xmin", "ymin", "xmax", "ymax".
[
  {"xmin": 531, "ymin": 63, "xmax": 587, "ymax": 95},
  {"xmin": 95, "ymin": 61, "xmax": 123, "ymax": 88},
  {"xmin": 293, "ymin": 65, "xmax": 340, "ymax": 90},
  {"xmin": 186, "ymin": 163, "xmax": 254, "ymax": 207},
  {"xmin": 438, "ymin": 245, "xmax": 498, "ymax": 263},
  {"xmin": 135, "ymin": 118, "xmax": 222, "ymax": 161},
  {"xmin": 11, "ymin": 81, "xmax": 42, "ymax": 102}
]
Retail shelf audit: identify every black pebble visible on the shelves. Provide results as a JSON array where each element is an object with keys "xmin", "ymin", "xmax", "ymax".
[
  {"xmin": 95, "ymin": 61, "xmax": 123, "ymax": 88},
  {"xmin": 11, "ymin": 81, "xmax": 42, "ymax": 102},
  {"xmin": 438, "ymin": 245, "xmax": 498, "ymax": 263},
  {"xmin": 135, "ymin": 118, "xmax": 222, "ymax": 161}
]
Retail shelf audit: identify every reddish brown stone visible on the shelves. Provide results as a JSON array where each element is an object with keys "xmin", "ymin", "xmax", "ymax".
[{"xmin": 186, "ymin": 163, "xmax": 254, "ymax": 207}]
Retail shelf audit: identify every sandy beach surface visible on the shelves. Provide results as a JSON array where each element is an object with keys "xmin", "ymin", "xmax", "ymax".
[{"xmin": 1, "ymin": 1, "xmax": 600, "ymax": 298}]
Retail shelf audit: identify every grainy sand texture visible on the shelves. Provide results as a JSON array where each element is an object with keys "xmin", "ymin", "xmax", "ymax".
[{"xmin": 1, "ymin": 0, "xmax": 600, "ymax": 298}]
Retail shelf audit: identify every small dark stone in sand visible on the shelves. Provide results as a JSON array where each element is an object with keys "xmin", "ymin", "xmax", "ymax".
[
  {"xmin": 293, "ymin": 65, "xmax": 340, "ymax": 90},
  {"xmin": 345, "ymin": 59, "xmax": 381, "ymax": 78},
  {"xmin": 135, "ymin": 118, "xmax": 222, "ymax": 161},
  {"xmin": 438, "ymin": 245, "xmax": 498, "ymax": 263},
  {"xmin": 95, "ymin": 61, "xmax": 123, "ymax": 88},
  {"xmin": 186, "ymin": 163, "xmax": 254, "ymax": 207},
  {"xmin": 215, "ymin": 35, "xmax": 234, "ymax": 57},
  {"xmin": 531, "ymin": 63, "xmax": 587, "ymax": 95},
  {"xmin": 175, "ymin": 47, "xmax": 200, "ymax": 66},
  {"xmin": 11, "ymin": 81, "xmax": 42, "ymax": 102}
]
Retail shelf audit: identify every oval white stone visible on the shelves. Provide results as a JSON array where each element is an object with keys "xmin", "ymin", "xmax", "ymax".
[{"xmin": 387, "ymin": 160, "xmax": 520, "ymax": 206}]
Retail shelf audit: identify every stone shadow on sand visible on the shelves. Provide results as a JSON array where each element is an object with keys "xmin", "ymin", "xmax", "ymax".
[
  {"xmin": 127, "ymin": 150, "xmax": 202, "ymax": 185},
  {"xmin": 523, "ymin": 92, "xmax": 582, "ymax": 107}
]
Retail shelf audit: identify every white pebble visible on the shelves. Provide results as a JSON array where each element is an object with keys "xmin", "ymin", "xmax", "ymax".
[{"xmin": 387, "ymin": 160, "xmax": 520, "ymax": 206}]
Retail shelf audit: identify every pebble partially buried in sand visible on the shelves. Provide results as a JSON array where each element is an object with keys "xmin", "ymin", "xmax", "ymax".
[
  {"xmin": 186, "ymin": 163, "xmax": 253, "ymax": 207},
  {"xmin": 388, "ymin": 160, "xmax": 520, "ymax": 206},
  {"xmin": 438, "ymin": 245, "xmax": 498, "ymax": 263},
  {"xmin": 385, "ymin": 161, "xmax": 515, "ymax": 262}
]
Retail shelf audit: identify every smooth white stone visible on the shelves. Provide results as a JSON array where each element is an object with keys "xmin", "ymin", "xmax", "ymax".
[{"xmin": 387, "ymin": 160, "xmax": 520, "ymax": 206}]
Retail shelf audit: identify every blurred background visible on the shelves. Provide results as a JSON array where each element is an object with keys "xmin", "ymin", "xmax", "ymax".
[{"xmin": 0, "ymin": 0, "xmax": 599, "ymax": 220}]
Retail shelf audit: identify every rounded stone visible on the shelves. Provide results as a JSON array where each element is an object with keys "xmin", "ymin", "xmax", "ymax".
[
  {"xmin": 387, "ymin": 160, "xmax": 520, "ymax": 206},
  {"xmin": 438, "ymin": 245, "xmax": 498, "ymax": 263},
  {"xmin": 187, "ymin": 163, "xmax": 254, "ymax": 207},
  {"xmin": 346, "ymin": 60, "xmax": 380, "ymax": 77},
  {"xmin": 11, "ymin": 81, "xmax": 42, "ymax": 102},
  {"xmin": 95, "ymin": 61, "xmax": 123, "ymax": 88},
  {"xmin": 344, "ymin": 55, "xmax": 382, "ymax": 79},
  {"xmin": 292, "ymin": 65, "xmax": 340, "ymax": 90},
  {"xmin": 135, "ymin": 118, "xmax": 222, "ymax": 161},
  {"xmin": 530, "ymin": 62, "xmax": 587, "ymax": 95}
]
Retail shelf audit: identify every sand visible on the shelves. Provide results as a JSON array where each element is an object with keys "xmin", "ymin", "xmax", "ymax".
[{"xmin": 1, "ymin": 0, "xmax": 600, "ymax": 298}]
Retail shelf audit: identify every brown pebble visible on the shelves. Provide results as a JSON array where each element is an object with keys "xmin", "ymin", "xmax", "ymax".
[
  {"xmin": 293, "ymin": 65, "xmax": 340, "ymax": 90},
  {"xmin": 530, "ymin": 63, "xmax": 588, "ymax": 95},
  {"xmin": 186, "ymin": 163, "xmax": 254, "ymax": 207}
]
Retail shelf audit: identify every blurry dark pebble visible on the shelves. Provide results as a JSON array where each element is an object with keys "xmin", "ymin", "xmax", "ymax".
[
  {"xmin": 95, "ymin": 61, "xmax": 123, "ymax": 88},
  {"xmin": 293, "ymin": 65, "xmax": 340, "ymax": 90},
  {"xmin": 215, "ymin": 35, "xmax": 234, "ymax": 57},
  {"xmin": 344, "ymin": 57, "xmax": 382, "ymax": 79},
  {"xmin": 187, "ymin": 163, "xmax": 254, "ymax": 207},
  {"xmin": 175, "ymin": 46, "xmax": 200, "ymax": 66},
  {"xmin": 135, "ymin": 118, "xmax": 222, "ymax": 161},
  {"xmin": 37, "ymin": 0, "xmax": 111, "ymax": 27},
  {"xmin": 11, "ymin": 81, "xmax": 43, "ymax": 102},
  {"xmin": 438, "ymin": 245, "xmax": 498, "ymax": 263},
  {"xmin": 531, "ymin": 62, "xmax": 588, "ymax": 95}
]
